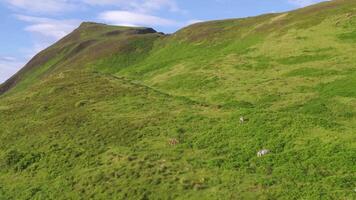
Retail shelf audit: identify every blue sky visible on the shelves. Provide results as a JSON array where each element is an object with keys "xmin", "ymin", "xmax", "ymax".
[{"xmin": 0, "ymin": 0, "xmax": 327, "ymax": 83}]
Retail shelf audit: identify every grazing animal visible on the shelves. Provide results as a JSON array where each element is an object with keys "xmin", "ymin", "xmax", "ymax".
[
  {"xmin": 257, "ymin": 149, "xmax": 270, "ymax": 157},
  {"xmin": 168, "ymin": 138, "xmax": 179, "ymax": 146},
  {"xmin": 240, "ymin": 116, "xmax": 245, "ymax": 124}
]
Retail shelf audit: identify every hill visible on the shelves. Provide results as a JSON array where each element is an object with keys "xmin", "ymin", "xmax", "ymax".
[{"xmin": 0, "ymin": 0, "xmax": 355, "ymax": 199}]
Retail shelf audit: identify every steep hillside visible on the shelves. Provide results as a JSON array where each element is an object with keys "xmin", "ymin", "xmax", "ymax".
[
  {"xmin": 0, "ymin": 0, "xmax": 355, "ymax": 199},
  {"xmin": 0, "ymin": 22, "xmax": 162, "ymax": 95}
]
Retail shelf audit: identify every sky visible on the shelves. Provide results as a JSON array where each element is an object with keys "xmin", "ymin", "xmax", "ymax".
[{"xmin": 0, "ymin": 0, "xmax": 327, "ymax": 83}]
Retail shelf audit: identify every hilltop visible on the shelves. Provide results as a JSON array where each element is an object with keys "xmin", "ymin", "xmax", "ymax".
[{"xmin": 0, "ymin": 0, "xmax": 355, "ymax": 199}]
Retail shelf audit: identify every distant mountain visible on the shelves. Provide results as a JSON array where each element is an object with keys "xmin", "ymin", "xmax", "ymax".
[{"xmin": 0, "ymin": 0, "xmax": 355, "ymax": 199}]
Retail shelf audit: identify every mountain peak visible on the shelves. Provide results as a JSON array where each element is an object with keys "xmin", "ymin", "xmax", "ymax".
[{"xmin": 79, "ymin": 21, "xmax": 108, "ymax": 27}]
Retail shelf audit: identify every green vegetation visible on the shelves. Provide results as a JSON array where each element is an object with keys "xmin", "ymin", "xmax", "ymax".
[{"xmin": 0, "ymin": 1, "xmax": 355, "ymax": 199}]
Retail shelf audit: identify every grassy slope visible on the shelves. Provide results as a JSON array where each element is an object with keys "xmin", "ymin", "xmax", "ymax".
[{"xmin": 0, "ymin": 0, "xmax": 355, "ymax": 199}]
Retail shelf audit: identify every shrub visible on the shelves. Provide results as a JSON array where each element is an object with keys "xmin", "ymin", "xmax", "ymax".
[{"xmin": 3, "ymin": 150, "xmax": 24, "ymax": 167}]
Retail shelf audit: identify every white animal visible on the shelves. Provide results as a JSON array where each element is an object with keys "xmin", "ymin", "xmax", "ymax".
[
  {"xmin": 257, "ymin": 149, "xmax": 270, "ymax": 157},
  {"xmin": 240, "ymin": 116, "xmax": 245, "ymax": 124}
]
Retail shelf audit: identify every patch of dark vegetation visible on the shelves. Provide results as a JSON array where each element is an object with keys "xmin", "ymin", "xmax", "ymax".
[
  {"xmin": 223, "ymin": 100, "xmax": 255, "ymax": 109},
  {"xmin": 238, "ymin": 55, "xmax": 273, "ymax": 70},
  {"xmin": 338, "ymin": 31, "xmax": 356, "ymax": 42},
  {"xmin": 257, "ymin": 94, "xmax": 282, "ymax": 108},
  {"xmin": 283, "ymin": 96, "xmax": 354, "ymax": 129},
  {"xmin": 79, "ymin": 22, "xmax": 107, "ymax": 28},
  {"xmin": 285, "ymin": 67, "xmax": 339, "ymax": 77},
  {"xmin": 278, "ymin": 54, "xmax": 328, "ymax": 65},
  {"xmin": 303, "ymin": 47, "xmax": 335, "ymax": 53},
  {"xmin": 104, "ymin": 30, "xmax": 124, "ymax": 37},
  {"xmin": 281, "ymin": 100, "xmax": 343, "ymax": 131},
  {"xmin": 131, "ymin": 28, "xmax": 157, "ymax": 35},
  {"xmin": 296, "ymin": 99, "xmax": 330, "ymax": 115},
  {"xmin": 2, "ymin": 150, "xmax": 42, "ymax": 172},
  {"xmin": 317, "ymin": 74, "xmax": 356, "ymax": 97},
  {"xmin": 66, "ymin": 40, "xmax": 97, "ymax": 59},
  {"xmin": 296, "ymin": 36, "xmax": 308, "ymax": 40},
  {"xmin": 104, "ymin": 28, "xmax": 158, "ymax": 37},
  {"xmin": 284, "ymin": 97, "xmax": 338, "ymax": 118},
  {"xmin": 296, "ymin": 85, "xmax": 314, "ymax": 93}
]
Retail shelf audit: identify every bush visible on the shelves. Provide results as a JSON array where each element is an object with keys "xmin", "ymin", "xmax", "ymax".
[
  {"xmin": 2, "ymin": 150, "xmax": 41, "ymax": 172},
  {"xmin": 15, "ymin": 153, "xmax": 41, "ymax": 172},
  {"xmin": 4, "ymin": 150, "xmax": 24, "ymax": 167}
]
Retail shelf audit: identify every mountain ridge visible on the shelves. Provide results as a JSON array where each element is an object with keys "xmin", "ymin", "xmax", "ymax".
[
  {"xmin": 1, "ymin": 0, "xmax": 354, "ymax": 96},
  {"xmin": 0, "ymin": 0, "xmax": 351, "ymax": 95},
  {"xmin": 0, "ymin": 22, "xmax": 161, "ymax": 95}
]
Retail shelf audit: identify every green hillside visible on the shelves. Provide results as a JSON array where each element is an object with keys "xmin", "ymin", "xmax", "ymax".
[{"xmin": 0, "ymin": 0, "xmax": 355, "ymax": 199}]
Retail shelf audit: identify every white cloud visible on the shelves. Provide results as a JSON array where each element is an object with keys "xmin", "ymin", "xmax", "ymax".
[
  {"xmin": 0, "ymin": 56, "xmax": 17, "ymax": 62},
  {"xmin": 15, "ymin": 15, "xmax": 80, "ymax": 59},
  {"xmin": 5, "ymin": 0, "xmax": 181, "ymax": 14},
  {"xmin": 287, "ymin": 0, "xmax": 328, "ymax": 7},
  {"xmin": 25, "ymin": 24, "xmax": 73, "ymax": 39},
  {"xmin": 5, "ymin": 0, "xmax": 78, "ymax": 14},
  {"xmin": 83, "ymin": 0, "xmax": 180, "ymax": 13},
  {"xmin": 137, "ymin": 0, "xmax": 180, "ymax": 13},
  {"xmin": 5, "ymin": 0, "xmax": 183, "ymax": 30},
  {"xmin": 16, "ymin": 15, "xmax": 79, "ymax": 40},
  {"xmin": 186, "ymin": 19, "xmax": 204, "ymax": 25},
  {"xmin": 99, "ymin": 11, "xmax": 177, "ymax": 27}
]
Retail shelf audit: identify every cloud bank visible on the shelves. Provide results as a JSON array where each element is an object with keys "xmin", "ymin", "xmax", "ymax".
[{"xmin": 99, "ymin": 11, "xmax": 178, "ymax": 27}]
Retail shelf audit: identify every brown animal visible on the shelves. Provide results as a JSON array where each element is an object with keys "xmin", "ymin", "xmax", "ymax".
[{"xmin": 168, "ymin": 138, "xmax": 179, "ymax": 146}]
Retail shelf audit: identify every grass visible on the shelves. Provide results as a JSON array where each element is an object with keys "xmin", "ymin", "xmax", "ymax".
[
  {"xmin": 285, "ymin": 67, "xmax": 339, "ymax": 77},
  {"xmin": 0, "ymin": 0, "xmax": 356, "ymax": 199},
  {"xmin": 317, "ymin": 73, "xmax": 356, "ymax": 98}
]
